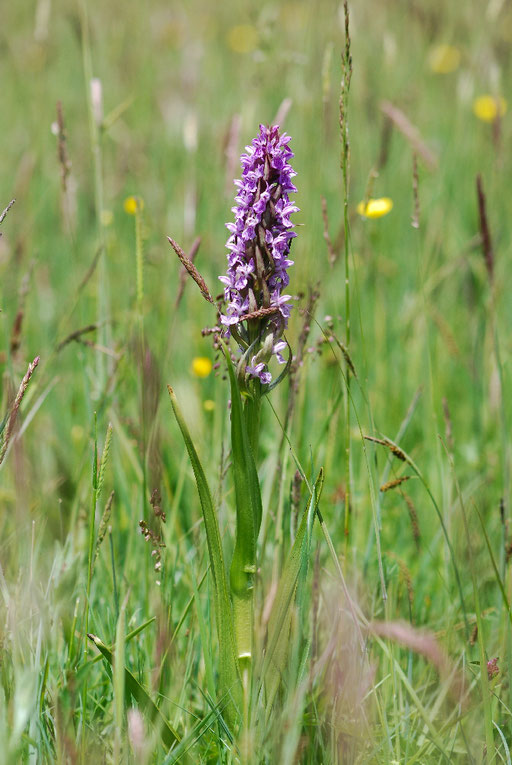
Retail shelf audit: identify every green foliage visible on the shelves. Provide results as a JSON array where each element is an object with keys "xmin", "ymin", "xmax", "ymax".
[
  {"xmin": 167, "ymin": 385, "xmax": 241, "ymax": 727},
  {"xmin": 0, "ymin": 0, "xmax": 511, "ymax": 761},
  {"xmin": 224, "ymin": 347, "xmax": 263, "ymax": 665},
  {"xmin": 263, "ymin": 469, "xmax": 324, "ymax": 714}
]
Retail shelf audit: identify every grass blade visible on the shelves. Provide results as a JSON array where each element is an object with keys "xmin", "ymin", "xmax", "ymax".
[
  {"xmin": 475, "ymin": 504, "xmax": 512, "ymax": 626},
  {"xmin": 263, "ymin": 468, "xmax": 324, "ymax": 713},
  {"xmin": 113, "ymin": 597, "xmax": 126, "ymax": 763},
  {"xmin": 367, "ymin": 432, "xmax": 469, "ymax": 636}
]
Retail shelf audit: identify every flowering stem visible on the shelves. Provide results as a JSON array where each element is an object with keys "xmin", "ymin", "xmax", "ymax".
[{"xmin": 217, "ymin": 124, "xmax": 298, "ymax": 727}]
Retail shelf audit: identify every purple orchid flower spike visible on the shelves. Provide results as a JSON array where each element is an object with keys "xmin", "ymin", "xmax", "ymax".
[{"xmin": 219, "ymin": 124, "xmax": 299, "ymax": 384}]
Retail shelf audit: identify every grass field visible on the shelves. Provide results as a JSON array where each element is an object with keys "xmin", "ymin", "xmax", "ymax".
[{"xmin": 1, "ymin": 0, "xmax": 512, "ymax": 762}]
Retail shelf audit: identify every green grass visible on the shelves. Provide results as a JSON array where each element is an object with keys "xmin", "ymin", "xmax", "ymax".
[{"xmin": 1, "ymin": 0, "xmax": 512, "ymax": 761}]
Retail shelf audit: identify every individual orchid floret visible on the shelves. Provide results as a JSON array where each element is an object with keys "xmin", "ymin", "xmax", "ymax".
[
  {"xmin": 219, "ymin": 124, "xmax": 298, "ymax": 384},
  {"xmin": 245, "ymin": 358, "xmax": 272, "ymax": 385}
]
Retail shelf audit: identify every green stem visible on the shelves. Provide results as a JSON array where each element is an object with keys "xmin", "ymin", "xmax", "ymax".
[
  {"xmin": 443, "ymin": 445, "xmax": 494, "ymax": 758},
  {"xmin": 340, "ymin": 2, "xmax": 352, "ymax": 561},
  {"xmin": 243, "ymin": 387, "xmax": 261, "ymax": 458},
  {"xmin": 232, "ymin": 388, "xmax": 261, "ymax": 667},
  {"xmin": 135, "ymin": 206, "xmax": 147, "ymax": 523},
  {"xmin": 80, "ymin": 0, "xmax": 107, "ymax": 391},
  {"xmin": 223, "ymin": 354, "xmax": 263, "ymax": 728},
  {"xmin": 82, "ymin": 412, "xmax": 98, "ymax": 759}
]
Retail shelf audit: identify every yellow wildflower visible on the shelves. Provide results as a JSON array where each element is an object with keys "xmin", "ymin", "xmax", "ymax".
[
  {"xmin": 123, "ymin": 196, "xmax": 144, "ymax": 215},
  {"xmin": 357, "ymin": 197, "xmax": 393, "ymax": 219},
  {"xmin": 473, "ymin": 95, "xmax": 507, "ymax": 123},
  {"xmin": 226, "ymin": 24, "xmax": 258, "ymax": 54},
  {"xmin": 203, "ymin": 399, "xmax": 216, "ymax": 412},
  {"xmin": 191, "ymin": 357, "xmax": 212, "ymax": 378},
  {"xmin": 428, "ymin": 44, "xmax": 461, "ymax": 74}
]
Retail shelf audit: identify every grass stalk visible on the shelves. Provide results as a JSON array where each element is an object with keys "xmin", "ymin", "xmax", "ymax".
[
  {"xmin": 134, "ymin": 202, "xmax": 149, "ymax": 528},
  {"xmin": 113, "ymin": 597, "xmax": 127, "ymax": 764},
  {"xmin": 79, "ymin": 0, "xmax": 108, "ymax": 391},
  {"xmin": 81, "ymin": 411, "xmax": 98, "ymax": 757},
  {"xmin": 441, "ymin": 441, "xmax": 494, "ymax": 758},
  {"xmin": 339, "ymin": 0, "xmax": 353, "ymax": 560}
]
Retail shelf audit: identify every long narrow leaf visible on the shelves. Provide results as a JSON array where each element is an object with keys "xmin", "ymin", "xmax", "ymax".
[{"xmin": 167, "ymin": 386, "xmax": 241, "ymax": 724}]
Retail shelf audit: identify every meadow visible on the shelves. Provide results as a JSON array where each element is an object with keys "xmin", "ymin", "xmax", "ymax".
[{"xmin": 1, "ymin": 0, "xmax": 511, "ymax": 762}]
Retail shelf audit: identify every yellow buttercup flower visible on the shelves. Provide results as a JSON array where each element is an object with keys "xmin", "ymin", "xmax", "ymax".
[
  {"xmin": 428, "ymin": 44, "xmax": 461, "ymax": 74},
  {"xmin": 191, "ymin": 357, "xmax": 212, "ymax": 378},
  {"xmin": 357, "ymin": 197, "xmax": 393, "ymax": 219},
  {"xmin": 226, "ymin": 24, "xmax": 258, "ymax": 54},
  {"xmin": 473, "ymin": 95, "xmax": 507, "ymax": 123},
  {"xmin": 123, "ymin": 196, "xmax": 144, "ymax": 215}
]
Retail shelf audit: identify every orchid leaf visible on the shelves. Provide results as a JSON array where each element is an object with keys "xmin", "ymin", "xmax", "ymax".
[{"xmin": 167, "ymin": 385, "xmax": 241, "ymax": 726}]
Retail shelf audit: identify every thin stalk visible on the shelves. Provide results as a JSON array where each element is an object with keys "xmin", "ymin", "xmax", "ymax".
[
  {"xmin": 113, "ymin": 598, "xmax": 127, "ymax": 765},
  {"xmin": 85, "ymin": 415, "xmax": 98, "ymax": 624},
  {"xmin": 385, "ymin": 585, "xmax": 401, "ymax": 762},
  {"xmin": 491, "ymin": 307, "xmax": 508, "ymax": 568},
  {"xmin": 79, "ymin": 0, "xmax": 108, "ymax": 390},
  {"xmin": 135, "ymin": 204, "xmax": 144, "ymax": 314},
  {"xmin": 109, "ymin": 529, "xmax": 119, "ymax": 621},
  {"xmin": 81, "ymin": 411, "xmax": 98, "ymax": 758},
  {"xmin": 441, "ymin": 441, "xmax": 494, "ymax": 758},
  {"xmin": 272, "ymin": 446, "xmax": 290, "ymax": 584},
  {"xmin": 132, "ymin": 201, "xmax": 151, "ymax": 608},
  {"xmin": 134, "ymin": 203, "xmax": 148, "ymax": 522},
  {"xmin": 81, "ymin": 418, "xmax": 113, "ymax": 757},
  {"xmin": 339, "ymin": 0, "xmax": 353, "ymax": 559},
  {"xmin": 418, "ymin": 473, "xmax": 469, "ymax": 638}
]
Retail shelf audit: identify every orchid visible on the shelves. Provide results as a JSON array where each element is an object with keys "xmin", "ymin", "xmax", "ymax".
[{"xmin": 220, "ymin": 124, "xmax": 298, "ymax": 383}]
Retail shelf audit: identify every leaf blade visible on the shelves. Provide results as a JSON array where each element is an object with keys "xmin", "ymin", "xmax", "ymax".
[{"xmin": 167, "ymin": 385, "xmax": 241, "ymax": 724}]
